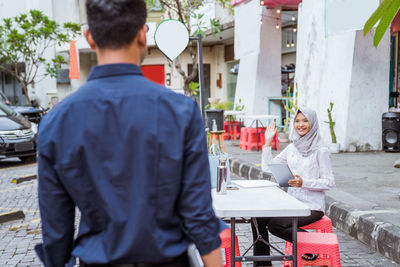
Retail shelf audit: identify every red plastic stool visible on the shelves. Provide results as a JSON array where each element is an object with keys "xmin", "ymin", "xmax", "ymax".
[
  {"xmin": 272, "ymin": 130, "xmax": 280, "ymax": 151},
  {"xmin": 284, "ymin": 215, "xmax": 333, "ymax": 267},
  {"xmin": 223, "ymin": 121, "xmax": 230, "ymax": 140},
  {"xmin": 296, "ymin": 232, "xmax": 341, "ymax": 267},
  {"xmin": 231, "ymin": 122, "xmax": 241, "ymax": 140},
  {"xmin": 220, "ymin": 228, "xmax": 242, "ymax": 267},
  {"xmin": 302, "ymin": 215, "xmax": 333, "ymax": 233},
  {"xmin": 254, "ymin": 128, "xmax": 279, "ymax": 151},
  {"xmin": 246, "ymin": 128, "xmax": 261, "ymax": 151},
  {"xmin": 239, "ymin": 127, "xmax": 248, "ymax": 149}
]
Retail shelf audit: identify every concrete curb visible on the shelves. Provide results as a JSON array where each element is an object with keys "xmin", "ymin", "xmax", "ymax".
[
  {"xmin": 229, "ymin": 157, "xmax": 400, "ymax": 265},
  {"xmin": 0, "ymin": 211, "xmax": 25, "ymax": 224},
  {"xmin": 11, "ymin": 174, "xmax": 37, "ymax": 184}
]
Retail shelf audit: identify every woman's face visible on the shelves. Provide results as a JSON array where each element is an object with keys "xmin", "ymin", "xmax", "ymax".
[{"xmin": 294, "ymin": 112, "xmax": 311, "ymax": 136}]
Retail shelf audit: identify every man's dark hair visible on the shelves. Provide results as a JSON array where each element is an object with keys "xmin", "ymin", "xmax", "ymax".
[{"xmin": 86, "ymin": 0, "xmax": 147, "ymax": 49}]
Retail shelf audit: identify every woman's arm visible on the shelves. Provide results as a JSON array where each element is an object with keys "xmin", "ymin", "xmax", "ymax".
[
  {"xmin": 300, "ymin": 148, "xmax": 336, "ymax": 191},
  {"xmin": 261, "ymin": 121, "xmax": 289, "ymax": 172},
  {"xmin": 261, "ymin": 146, "xmax": 289, "ymax": 172}
]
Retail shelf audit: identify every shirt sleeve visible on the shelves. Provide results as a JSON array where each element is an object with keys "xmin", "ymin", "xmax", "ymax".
[
  {"xmin": 38, "ymin": 144, "xmax": 75, "ymax": 266},
  {"xmin": 261, "ymin": 145, "xmax": 289, "ymax": 172},
  {"xmin": 301, "ymin": 148, "xmax": 336, "ymax": 191},
  {"xmin": 177, "ymin": 102, "xmax": 226, "ymax": 255}
]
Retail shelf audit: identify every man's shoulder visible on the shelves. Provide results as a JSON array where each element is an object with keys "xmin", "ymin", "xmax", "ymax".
[{"xmin": 138, "ymin": 79, "xmax": 196, "ymax": 113}]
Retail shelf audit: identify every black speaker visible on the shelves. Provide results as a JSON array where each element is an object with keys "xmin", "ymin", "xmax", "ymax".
[{"xmin": 382, "ymin": 112, "xmax": 400, "ymax": 152}]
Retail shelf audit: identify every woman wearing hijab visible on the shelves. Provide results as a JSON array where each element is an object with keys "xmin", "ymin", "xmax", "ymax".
[{"xmin": 251, "ymin": 107, "xmax": 336, "ymax": 267}]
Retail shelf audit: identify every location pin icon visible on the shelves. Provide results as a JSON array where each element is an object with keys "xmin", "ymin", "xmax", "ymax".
[{"xmin": 155, "ymin": 20, "xmax": 189, "ymax": 61}]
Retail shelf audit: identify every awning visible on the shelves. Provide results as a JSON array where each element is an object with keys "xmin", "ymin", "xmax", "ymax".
[
  {"xmin": 392, "ymin": 10, "xmax": 400, "ymax": 33},
  {"xmin": 260, "ymin": 0, "xmax": 302, "ymax": 8},
  {"xmin": 231, "ymin": 0, "xmax": 302, "ymax": 8}
]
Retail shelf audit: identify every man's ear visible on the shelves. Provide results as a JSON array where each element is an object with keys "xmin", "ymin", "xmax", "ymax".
[
  {"xmin": 136, "ymin": 24, "xmax": 147, "ymax": 48},
  {"xmin": 84, "ymin": 29, "xmax": 97, "ymax": 50}
]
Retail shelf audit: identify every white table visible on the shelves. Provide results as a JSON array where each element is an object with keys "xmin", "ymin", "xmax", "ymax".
[
  {"xmin": 212, "ymin": 185, "xmax": 310, "ymax": 267},
  {"xmin": 236, "ymin": 114, "xmax": 280, "ymax": 122},
  {"xmin": 224, "ymin": 110, "xmax": 246, "ymax": 116}
]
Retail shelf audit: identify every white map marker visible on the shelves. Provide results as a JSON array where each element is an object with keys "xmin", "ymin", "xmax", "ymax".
[{"xmin": 155, "ymin": 20, "xmax": 189, "ymax": 61}]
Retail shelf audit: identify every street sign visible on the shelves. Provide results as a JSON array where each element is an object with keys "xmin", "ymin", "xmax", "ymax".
[{"xmin": 154, "ymin": 19, "xmax": 189, "ymax": 61}]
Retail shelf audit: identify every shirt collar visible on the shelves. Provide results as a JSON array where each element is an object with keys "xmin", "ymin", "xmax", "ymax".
[{"xmin": 88, "ymin": 63, "xmax": 142, "ymax": 81}]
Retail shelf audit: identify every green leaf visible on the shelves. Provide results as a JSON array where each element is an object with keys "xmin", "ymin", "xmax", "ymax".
[
  {"xmin": 364, "ymin": 0, "xmax": 394, "ymax": 35},
  {"xmin": 374, "ymin": 0, "xmax": 400, "ymax": 47}
]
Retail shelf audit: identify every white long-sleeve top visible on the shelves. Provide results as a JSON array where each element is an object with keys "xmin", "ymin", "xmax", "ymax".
[{"xmin": 262, "ymin": 144, "xmax": 336, "ymax": 212}]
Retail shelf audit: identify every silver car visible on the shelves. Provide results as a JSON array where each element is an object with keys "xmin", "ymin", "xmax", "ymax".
[{"xmin": 0, "ymin": 102, "xmax": 37, "ymax": 162}]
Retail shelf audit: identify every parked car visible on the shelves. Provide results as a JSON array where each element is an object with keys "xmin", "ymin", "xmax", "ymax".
[
  {"xmin": 0, "ymin": 102, "xmax": 37, "ymax": 162},
  {"xmin": 0, "ymin": 91, "xmax": 44, "ymax": 124}
]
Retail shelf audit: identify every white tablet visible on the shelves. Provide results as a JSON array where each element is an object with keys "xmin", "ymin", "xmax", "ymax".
[{"xmin": 267, "ymin": 164, "xmax": 294, "ymax": 187}]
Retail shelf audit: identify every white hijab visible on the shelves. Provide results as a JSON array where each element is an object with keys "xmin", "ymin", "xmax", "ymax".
[{"xmin": 290, "ymin": 107, "xmax": 326, "ymax": 157}]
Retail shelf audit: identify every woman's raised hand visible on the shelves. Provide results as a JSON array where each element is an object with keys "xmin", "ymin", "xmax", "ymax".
[{"xmin": 264, "ymin": 121, "xmax": 277, "ymax": 147}]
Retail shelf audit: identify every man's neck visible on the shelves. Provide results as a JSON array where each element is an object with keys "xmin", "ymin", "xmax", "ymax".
[{"xmin": 95, "ymin": 46, "xmax": 141, "ymax": 66}]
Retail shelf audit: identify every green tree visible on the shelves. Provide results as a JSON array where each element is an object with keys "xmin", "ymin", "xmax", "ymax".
[
  {"xmin": 146, "ymin": 0, "xmax": 230, "ymax": 96},
  {"xmin": 0, "ymin": 10, "xmax": 81, "ymax": 103},
  {"xmin": 363, "ymin": 0, "xmax": 400, "ymax": 47}
]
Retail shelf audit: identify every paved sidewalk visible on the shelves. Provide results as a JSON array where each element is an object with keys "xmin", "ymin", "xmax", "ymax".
[
  {"xmin": 225, "ymin": 140, "xmax": 400, "ymax": 210},
  {"xmin": 235, "ymin": 220, "xmax": 399, "ymax": 267},
  {"xmin": 0, "ymin": 162, "xmax": 42, "ymax": 266},
  {"xmin": 0, "ymin": 160, "xmax": 398, "ymax": 266},
  {"xmin": 226, "ymin": 140, "xmax": 400, "ymax": 265}
]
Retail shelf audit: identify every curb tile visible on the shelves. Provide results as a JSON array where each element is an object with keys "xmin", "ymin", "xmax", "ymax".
[
  {"xmin": 0, "ymin": 211, "xmax": 25, "ymax": 224},
  {"xmin": 239, "ymin": 164, "xmax": 250, "ymax": 179}
]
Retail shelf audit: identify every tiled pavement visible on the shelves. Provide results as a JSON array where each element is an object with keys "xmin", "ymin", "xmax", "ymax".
[
  {"xmin": 0, "ymin": 161, "xmax": 42, "ymax": 266},
  {"xmin": 0, "ymin": 161, "xmax": 399, "ymax": 266},
  {"xmin": 235, "ymin": 223, "xmax": 399, "ymax": 267}
]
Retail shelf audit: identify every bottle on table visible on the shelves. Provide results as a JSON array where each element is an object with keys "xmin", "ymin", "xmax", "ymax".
[
  {"xmin": 217, "ymin": 158, "xmax": 227, "ymax": 195},
  {"xmin": 212, "ymin": 119, "xmax": 218, "ymax": 132}
]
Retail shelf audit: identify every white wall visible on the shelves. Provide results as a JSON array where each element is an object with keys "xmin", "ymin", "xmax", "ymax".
[
  {"xmin": 345, "ymin": 30, "xmax": 390, "ymax": 151},
  {"xmin": 295, "ymin": 0, "xmax": 390, "ymax": 151},
  {"xmin": 234, "ymin": 0, "xmax": 282, "ymax": 125},
  {"xmin": 143, "ymin": 44, "xmax": 228, "ymax": 101}
]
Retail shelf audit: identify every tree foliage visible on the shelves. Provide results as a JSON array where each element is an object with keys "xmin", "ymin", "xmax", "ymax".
[
  {"xmin": 146, "ymin": 0, "xmax": 230, "ymax": 96},
  {"xmin": 363, "ymin": 0, "xmax": 400, "ymax": 47},
  {"xmin": 0, "ymin": 10, "xmax": 81, "ymax": 103}
]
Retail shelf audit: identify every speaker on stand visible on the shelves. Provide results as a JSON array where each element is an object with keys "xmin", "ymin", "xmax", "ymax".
[{"xmin": 382, "ymin": 112, "xmax": 400, "ymax": 152}]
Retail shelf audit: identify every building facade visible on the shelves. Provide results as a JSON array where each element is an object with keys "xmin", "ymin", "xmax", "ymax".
[
  {"xmin": 232, "ymin": 0, "xmax": 391, "ymax": 151},
  {"xmin": 0, "ymin": 0, "xmax": 235, "ymax": 109}
]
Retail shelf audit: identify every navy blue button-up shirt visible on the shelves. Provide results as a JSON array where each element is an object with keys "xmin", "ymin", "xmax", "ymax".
[{"xmin": 37, "ymin": 64, "xmax": 225, "ymax": 266}]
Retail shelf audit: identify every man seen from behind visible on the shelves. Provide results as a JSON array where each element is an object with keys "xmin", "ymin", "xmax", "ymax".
[{"xmin": 36, "ymin": 0, "xmax": 225, "ymax": 266}]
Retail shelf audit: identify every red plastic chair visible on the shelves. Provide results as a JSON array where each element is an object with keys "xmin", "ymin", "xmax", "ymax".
[
  {"xmin": 283, "ymin": 216, "xmax": 335, "ymax": 267},
  {"xmin": 220, "ymin": 228, "xmax": 242, "ymax": 267},
  {"xmin": 273, "ymin": 130, "xmax": 280, "ymax": 151},
  {"xmin": 296, "ymin": 232, "xmax": 341, "ymax": 267}
]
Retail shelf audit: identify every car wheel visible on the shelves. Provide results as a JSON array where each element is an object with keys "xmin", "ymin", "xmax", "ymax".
[{"xmin": 19, "ymin": 156, "xmax": 37, "ymax": 163}]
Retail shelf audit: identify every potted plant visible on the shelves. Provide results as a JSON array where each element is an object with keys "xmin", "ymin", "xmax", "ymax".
[
  {"xmin": 282, "ymin": 84, "xmax": 299, "ymax": 141},
  {"xmin": 326, "ymin": 102, "xmax": 340, "ymax": 153},
  {"xmin": 205, "ymin": 99, "xmax": 230, "ymax": 132},
  {"xmin": 224, "ymin": 98, "xmax": 245, "ymax": 140}
]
